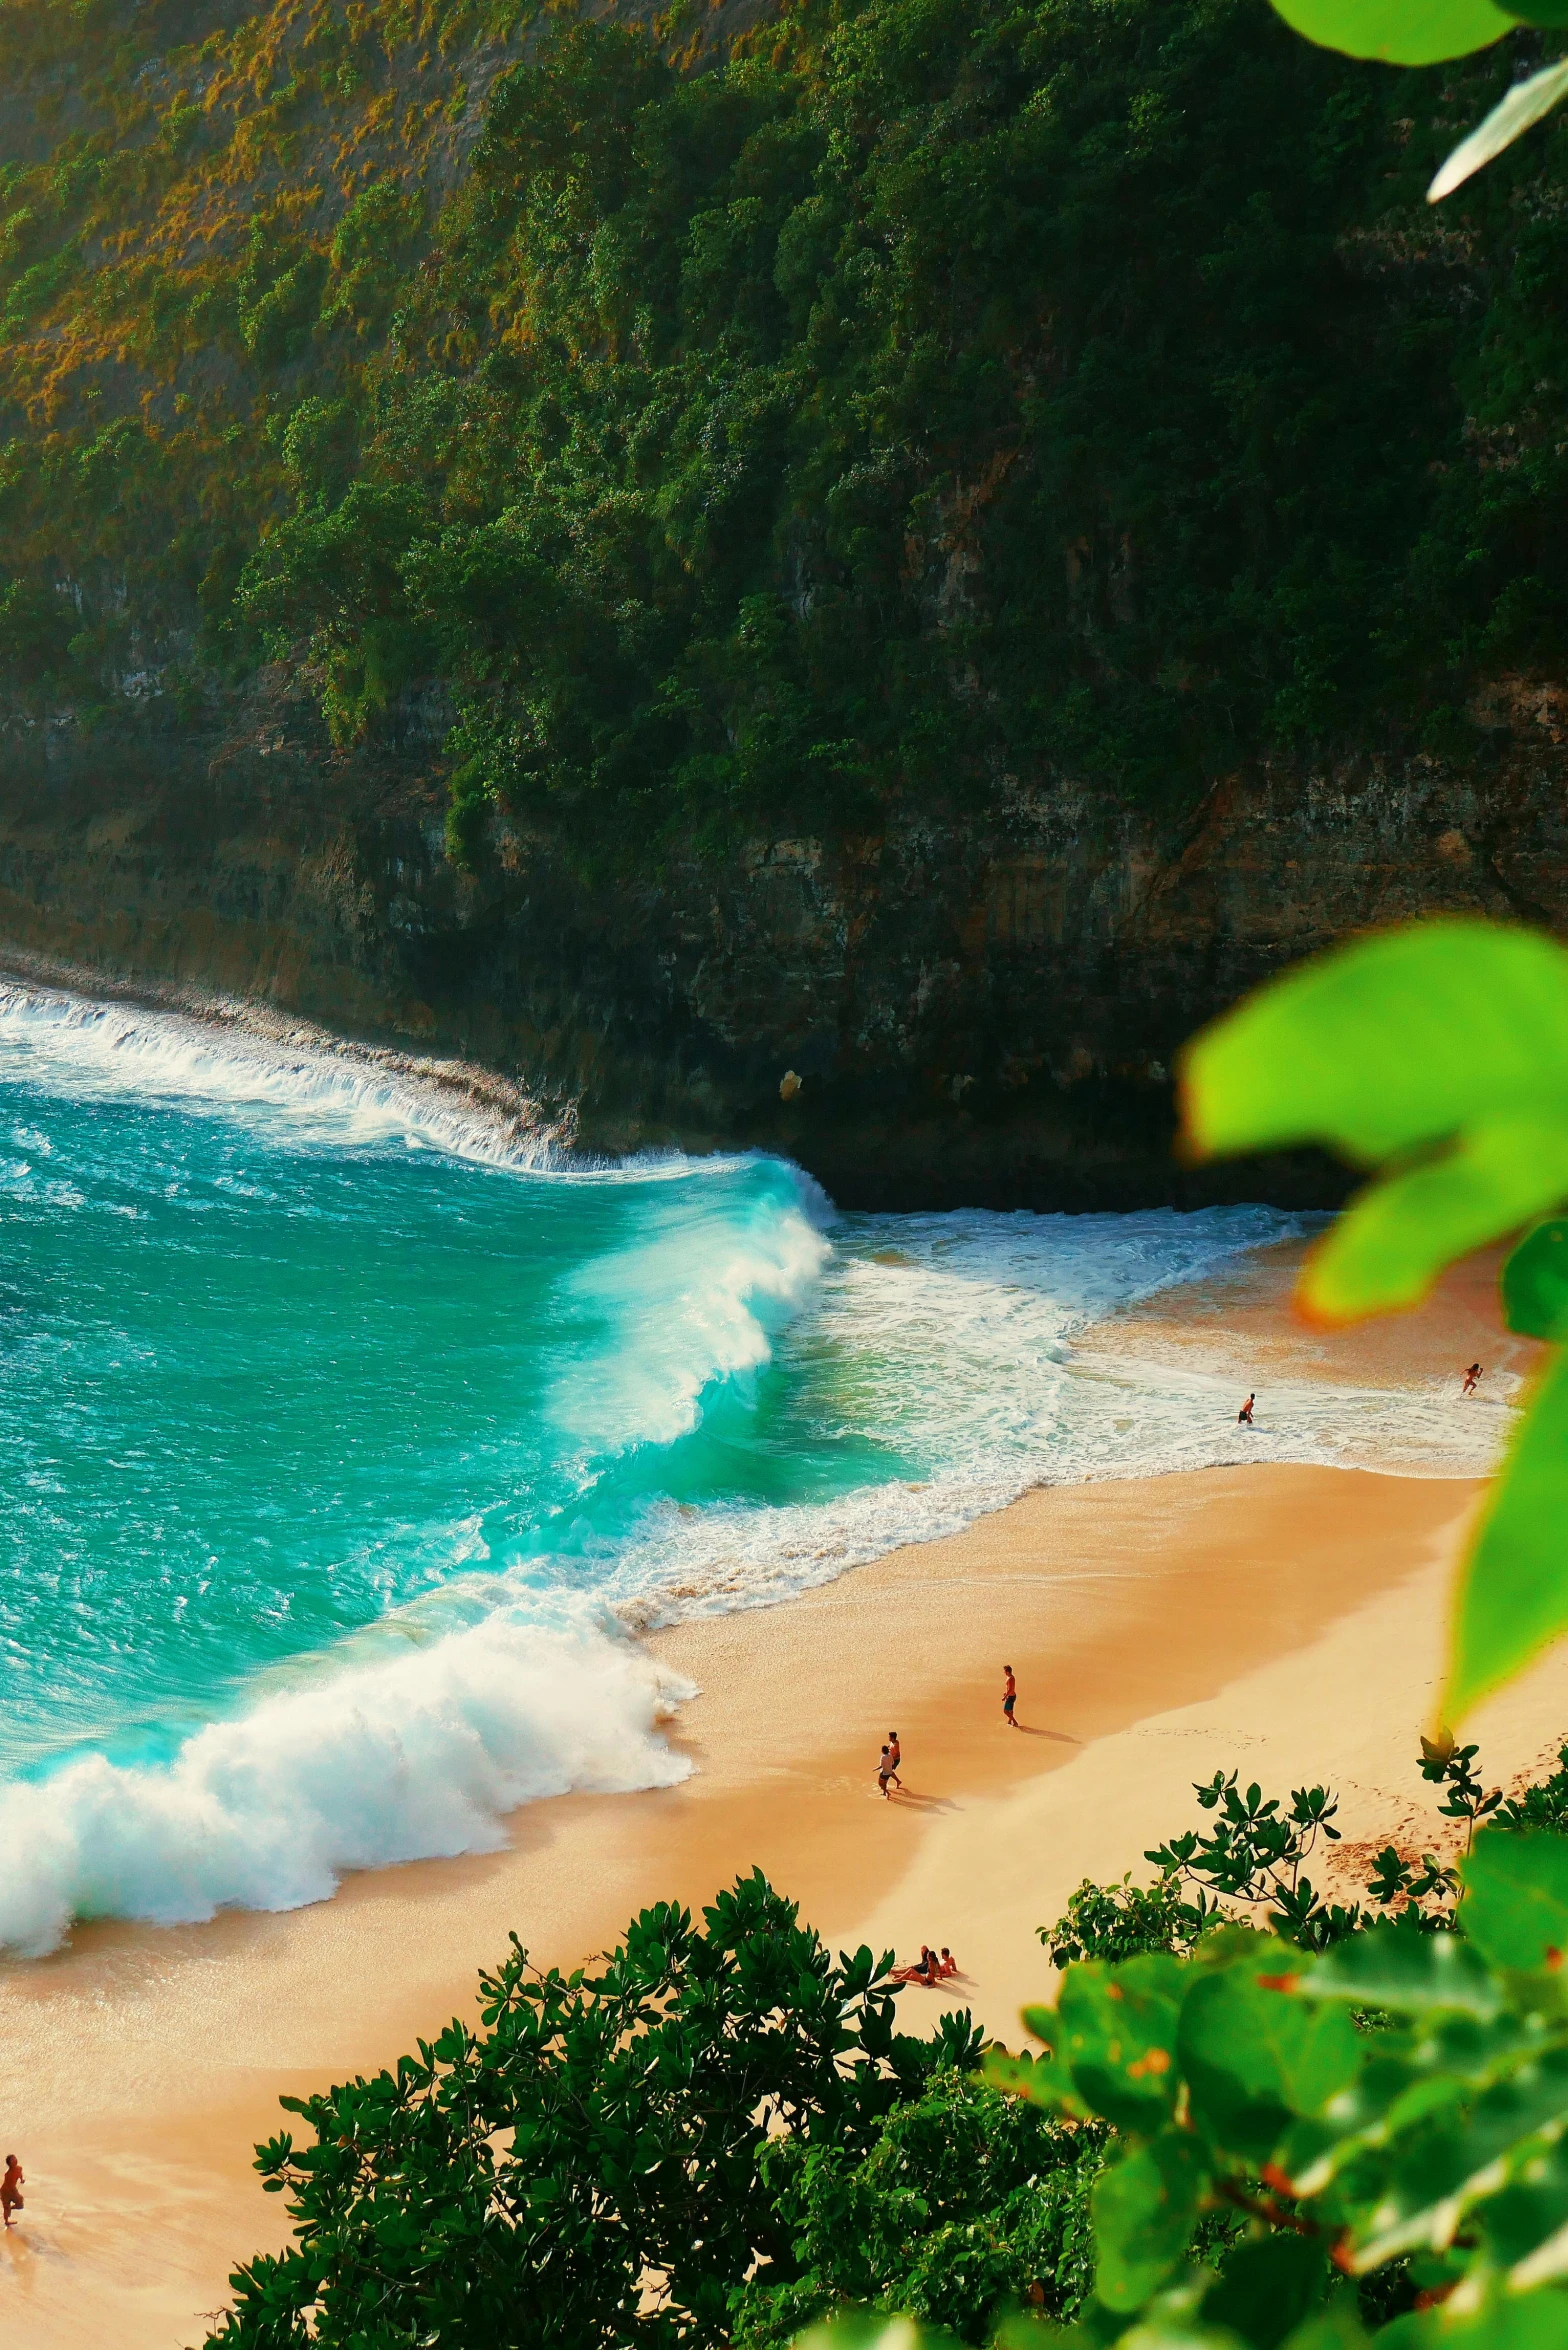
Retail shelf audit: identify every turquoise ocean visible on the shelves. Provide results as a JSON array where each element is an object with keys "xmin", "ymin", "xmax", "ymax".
[{"xmin": 0, "ymin": 984, "xmax": 1502, "ymax": 1956}]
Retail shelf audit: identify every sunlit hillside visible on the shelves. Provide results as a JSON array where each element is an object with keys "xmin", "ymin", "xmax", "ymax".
[{"xmin": 0, "ymin": 0, "xmax": 1565, "ymax": 866}]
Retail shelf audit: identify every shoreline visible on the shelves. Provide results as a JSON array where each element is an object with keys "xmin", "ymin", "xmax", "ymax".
[
  {"xmin": 7, "ymin": 1464, "xmax": 1563, "ymax": 2350},
  {"xmin": 1, "ymin": 1247, "xmax": 1558, "ymax": 2347},
  {"xmin": 0, "ymin": 944, "xmax": 578, "ymax": 1158}
]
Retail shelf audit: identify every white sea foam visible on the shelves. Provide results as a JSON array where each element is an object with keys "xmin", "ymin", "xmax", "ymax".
[
  {"xmin": 0, "ymin": 978, "xmax": 742, "ymax": 1183},
  {"xmin": 586, "ymin": 1203, "xmax": 1512, "ymax": 1628},
  {"xmin": 0, "ymin": 984, "xmax": 1514, "ymax": 1958},
  {"xmin": 0, "ymin": 978, "xmax": 572, "ymax": 1168},
  {"xmin": 552, "ymin": 1175, "xmax": 833, "ymax": 1450},
  {"xmin": 0, "ymin": 1605, "xmax": 692, "ymax": 1957}
]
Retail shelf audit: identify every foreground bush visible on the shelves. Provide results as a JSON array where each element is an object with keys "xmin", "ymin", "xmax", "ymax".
[
  {"xmin": 989, "ymin": 1831, "xmax": 1568, "ymax": 2346},
  {"xmin": 205, "ymin": 1869, "xmax": 979, "ymax": 2348},
  {"xmin": 731, "ymin": 2069, "xmax": 1109, "ymax": 2346}
]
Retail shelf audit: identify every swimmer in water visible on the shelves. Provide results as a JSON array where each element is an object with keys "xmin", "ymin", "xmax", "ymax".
[{"xmin": 1238, "ymin": 1393, "xmax": 1255, "ymax": 1425}]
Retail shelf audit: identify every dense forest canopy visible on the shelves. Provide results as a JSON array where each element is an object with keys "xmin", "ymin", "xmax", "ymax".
[{"xmin": 0, "ymin": 0, "xmax": 1565, "ymax": 863}]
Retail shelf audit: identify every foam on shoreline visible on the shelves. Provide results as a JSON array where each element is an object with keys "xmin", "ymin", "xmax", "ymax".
[{"xmin": 0, "ymin": 981, "xmax": 1515, "ymax": 1957}]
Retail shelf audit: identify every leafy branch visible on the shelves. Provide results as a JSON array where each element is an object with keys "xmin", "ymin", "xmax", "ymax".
[
  {"xmin": 1182, "ymin": 917, "xmax": 1568, "ymax": 1724},
  {"xmin": 1270, "ymin": 0, "xmax": 1568, "ymax": 197}
]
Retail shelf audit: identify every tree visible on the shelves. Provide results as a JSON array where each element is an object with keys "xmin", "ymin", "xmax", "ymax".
[{"xmin": 205, "ymin": 1869, "xmax": 979, "ymax": 2349}]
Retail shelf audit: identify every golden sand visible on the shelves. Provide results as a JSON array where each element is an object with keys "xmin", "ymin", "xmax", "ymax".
[{"xmin": 2, "ymin": 1243, "xmax": 1563, "ymax": 2349}]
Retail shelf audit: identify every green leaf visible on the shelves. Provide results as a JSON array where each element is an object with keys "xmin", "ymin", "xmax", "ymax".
[
  {"xmin": 1279, "ymin": 2300, "xmax": 1374, "ymax": 2350},
  {"xmin": 1446, "ymin": 1353, "xmax": 1568, "ymax": 1719},
  {"xmin": 1297, "ymin": 1116, "xmax": 1568, "ymax": 1320},
  {"xmin": 1463, "ymin": 1829, "xmax": 1568, "ymax": 1971},
  {"xmin": 1052, "ymin": 1954, "xmax": 1186, "ymax": 2134},
  {"xmin": 1503, "ymin": 1219, "xmax": 1568, "ymax": 1338},
  {"xmin": 1429, "ymin": 52, "xmax": 1568, "ymax": 200},
  {"xmin": 1179, "ymin": 1960, "xmax": 1361, "ymax": 2162},
  {"xmin": 1275, "ymin": 2047, "xmax": 1467, "ymax": 2201},
  {"xmin": 1182, "ymin": 920, "xmax": 1568, "ymax": 1164},
  {"xmin": 1181, "ymin": 921, "xmax": 1568, "ymax": 1319},
  {"xmin": 1102, "ymin": 2271, "xmax": 1252, "ymax": 2347},
  {"xmin": 1299, "ymin": 1922, "xmax": 1503, "ymax": 2018},
  {"xmin": 1092, "ymin": 2128, "xmax": 1210, "ymax": 2312},
  {"xmin": 1268, "ymin": 0, "xmax": 1515, "ymax": 62},
  {"xmin": 992, "ymin": 2320, "xmax": 1096, "ymax": 2350},
  {"xmin": 1201, "ymin": 2235, "xmax": 1331, "ymax": 2348},
  {"xmin": 1376, "ymin": 2286, "xmax": 1568, "ymax": 2344},
  {"xmin": 987, "ymin": 2043, "xmax": 1076, "ymax": 2113},
  {"xmin": 1480, "ymin": 2138, "xmax": 1568, "ymax": 2282},
  {"xmin": 1346, "ymin": 2045, "xmax": 1568, "ymax": 2268}
]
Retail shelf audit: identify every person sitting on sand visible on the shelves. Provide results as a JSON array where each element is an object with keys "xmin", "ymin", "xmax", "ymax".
[
  {"xmin": 2, "ymin": 2154, "xmax": 23, "ymax": 2227},
  {"xmin": 1002, "ymin": 1665, "xmax": 1017, "ymax": 1727},
  {"xmin": 1463, "ymin": 1363, "xmax": 1483, "ymax": 1396},
  {"xmin": 892, "ymin": 1945, "xmax": 933, "ymax": 1983},
  {"xmin": 877, "ymin": 1744, "xmax": 894, "ymax": 1799},
  {"xmin": 1238, "ymin": 1393, "xmax": 1255, "ymax": 1425},
  {"xmin": 938, "ymin": 1947, "xmax": 956, "ymax": 1977},
  {"xmin": 886, "ymin": 1731, "xmax": 902, "ymax": 1787}
]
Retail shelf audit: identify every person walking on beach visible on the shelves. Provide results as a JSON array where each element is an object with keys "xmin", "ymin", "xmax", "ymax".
[
  {"xmin": 1238, "ymin": 1393, "xmax": 1255, "ymax": 1425},
  {"xmin": 1463, "ymin": 1362, "xmax": 1483, "ymax": 1397},
  {"xmin": 1002, "ymin": 1665, "xmax": 1017, "ymax": 1727},
  {"xmin": 877, "ymin": 1744, "xmax": 895, "ymax": 1799},
  {"xmin": 2, "ymin": 2154, "xmax": 23, "ymax": 2227},
  {"xmin": 886, "ymin": 1731, "xmax": 902, "ymax": 1788}
]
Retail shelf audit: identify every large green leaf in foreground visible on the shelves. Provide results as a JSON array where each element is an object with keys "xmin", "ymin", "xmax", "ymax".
[
  {"xmin": 1463, "ymin": 1828, "xmax": 1568, "ymax": 1968},
  {"xmin": 1268, "ymin": 0, "xmax": 1568, "ymax": 212},
  {"xmin": 1267, "ymin": 0, "xmax": 1514, "ymax": 62},
  {"xmin": 1180, "ymin": 919, "xmax": 1568, "ymax": 1320},
  {"xmin": 1452, "ymin": 1351, "xmax": 1568, "ymax": 1715},
  {"xmin": 1181, "ymin": 917, "xmax": 1568, "ymax": 1719}
]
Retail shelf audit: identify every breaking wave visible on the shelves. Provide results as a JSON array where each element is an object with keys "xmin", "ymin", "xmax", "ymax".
[{"xmin": 0, "ymin": 982, "xmax": 1501, "ymax": 1955}]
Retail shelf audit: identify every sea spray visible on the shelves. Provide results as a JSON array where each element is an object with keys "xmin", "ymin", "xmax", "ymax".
[
  {"xmin": 0, "ymin": 985, "xmax": 1513, "ymax": 1954},
  {"xmin": 0, "ymin": 979, "xmax": 572, "ymax": 1170},
  {"xmin": 0, "ymin": 1608, "xmax": 693, "ymax": 1957},
  {"xmin": 551, "ymin": 1169, "xmax": 833, "ymax": 1452}
]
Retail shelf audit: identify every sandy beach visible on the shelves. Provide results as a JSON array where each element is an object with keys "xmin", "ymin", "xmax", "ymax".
[{"xmin": 3, "ymin": 1241, "xmax": 1564, "ymax": 2349}]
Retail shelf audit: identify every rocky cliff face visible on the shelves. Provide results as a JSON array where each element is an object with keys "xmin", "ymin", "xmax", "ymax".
[{"xmin": 2, "ymin": 679, "xmax": 1564, "ymax": 1208}]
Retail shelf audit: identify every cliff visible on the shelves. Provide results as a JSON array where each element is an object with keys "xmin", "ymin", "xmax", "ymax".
[
  {"xmin": 2, "ymin": 0, "xmax": 1568, "ymax": 1204},
  {"xmin": 2, "ymin": 673, "xmax": 1563, "ymax": 1207}
]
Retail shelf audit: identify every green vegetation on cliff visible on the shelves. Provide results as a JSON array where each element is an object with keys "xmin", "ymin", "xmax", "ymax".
[{"xmin": 2, "ymin": 0, "xmax": 1568, "ymax": 862}]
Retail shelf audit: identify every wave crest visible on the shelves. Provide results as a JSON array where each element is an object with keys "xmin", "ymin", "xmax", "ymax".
[{"xmin": 0, "ymin": 1610, "xmax": 692, "ymax": 1957}]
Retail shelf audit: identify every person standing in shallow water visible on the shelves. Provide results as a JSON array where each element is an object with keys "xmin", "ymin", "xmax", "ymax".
[
  {"xmin": 1238, "ymin": 1393, "xmax": 1255, "ymax": 1425},
  {"xmin": 2, "ymin": 2153, "xmax": 23, "ymax": 2227},
  {"xmin": 1463, "ymin": 1363, "xmax": 1483, "ymax": 1396},
  {"xmin": 1002, "ymin": 1665, "xmax": 1017, "ymax": 1727}
]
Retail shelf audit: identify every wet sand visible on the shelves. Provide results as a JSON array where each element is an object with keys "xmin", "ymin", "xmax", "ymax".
[{"xmin": 2, "ymin": 1243, "xmax": 1562, "ymax": 2348}]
